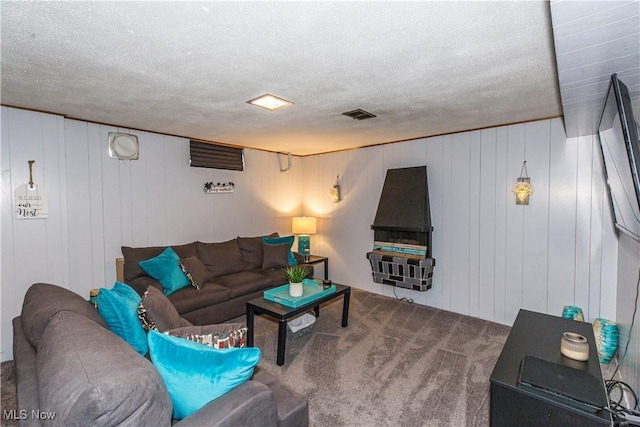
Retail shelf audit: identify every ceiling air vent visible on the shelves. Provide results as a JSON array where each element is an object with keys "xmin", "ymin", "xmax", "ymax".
[{"xmin": 342, "ymin": 109, "xmax": 377, "ymax": 120}]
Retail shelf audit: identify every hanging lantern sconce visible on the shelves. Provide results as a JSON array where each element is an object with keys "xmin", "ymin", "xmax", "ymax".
[
  {"xmin": 512, "ymin": 161, "xmax": 533, "ymax": 205},
  {"xmin": 329, "ymin": 175, "xmax": 341, "ymax": 203}
]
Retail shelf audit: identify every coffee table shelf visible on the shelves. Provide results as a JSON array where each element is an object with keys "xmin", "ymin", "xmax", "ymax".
[{"xmin": 246, "ymin": 282, "xmax": 350, "ymax": 366}]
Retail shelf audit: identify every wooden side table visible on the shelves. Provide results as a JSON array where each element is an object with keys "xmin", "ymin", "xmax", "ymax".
[{"xmin": 302, "ymin": 255, "xmax": 328, "ymax": 280}]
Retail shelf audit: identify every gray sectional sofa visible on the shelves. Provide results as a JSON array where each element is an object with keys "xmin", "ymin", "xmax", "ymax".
[
  {"xmin": 120, "ymin": 234, "xmax": 311, "ymax": 325},
  {"xmin": 13, "ymin": 282, "xmax": 309, "ymax": 426}
]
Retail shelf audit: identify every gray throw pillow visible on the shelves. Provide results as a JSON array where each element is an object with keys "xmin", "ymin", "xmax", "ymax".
[
  {"xmin": 178, "ymin": 256, "xmax": 213, "ymax": 289},
  {"xmin": 261, "ymin": 242, "xmax": 290, "ymax": 269},
  {"xmin": 139, "ymin": 286, "xmax": 183, "ymax": 332},
  {"xmin": 237, "ymin": 232, "xmax": 279, "ymax": 269}
]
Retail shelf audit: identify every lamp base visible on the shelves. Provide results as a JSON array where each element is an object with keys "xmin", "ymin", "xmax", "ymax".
[{"xmin": 297, "ymin": 235, "xmax": 310, "ymax": 255}]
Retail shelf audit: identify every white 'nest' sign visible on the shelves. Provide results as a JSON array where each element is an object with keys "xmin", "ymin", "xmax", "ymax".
[{"xmin": 15, "ymin": 184, "xmax": 48, "ymax": 219}]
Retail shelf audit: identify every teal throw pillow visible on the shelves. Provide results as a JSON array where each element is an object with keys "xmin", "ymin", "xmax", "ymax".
[
  {"xmin": 262, "ymin": 235, "xmax": 297, "ymax": 265},
  {"xmin": 148, "ymin": 331, "xmax": 261, "ymax": 420},
  {"xmin": 139, "ymin": 247, "xmax": 191, "ymax": 296},
  {"xmin": 97, "ymin": 281, "xmax": 148, "ymax": 355}
]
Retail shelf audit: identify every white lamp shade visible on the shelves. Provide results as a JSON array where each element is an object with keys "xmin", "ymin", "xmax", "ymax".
[{"xmin": 292, "ymin": 217, "xmax": 316, "ymax": 235}]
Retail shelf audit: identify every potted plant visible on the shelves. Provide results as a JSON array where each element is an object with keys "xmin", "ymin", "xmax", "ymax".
[{"xmin": 284, "ymin": 265, "xmax": 307, "ymax": 297}]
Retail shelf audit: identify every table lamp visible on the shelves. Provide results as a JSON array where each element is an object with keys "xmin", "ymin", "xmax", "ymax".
[{"xmin": 292, "ymin": 216, "xmax": 316, "ymax": 260}]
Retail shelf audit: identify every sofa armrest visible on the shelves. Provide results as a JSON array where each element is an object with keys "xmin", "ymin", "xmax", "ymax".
[
  {"xmin": 293, "ymin": 252, "xmax": 305, "ymax": 265},
  {"xmin": 116, "ymin": 257, "xmax": 124, "ymax": 282},
  {"xmin": 292, "ymin": 253, "xmax": 314, "ymax": 278},
  {"xmin": 174, "ymin": 380, "xmax": 278, "ymax": 427},
  {"xmin": 126, "ymin": 276, "xmax": 163, "ymax": 296}
]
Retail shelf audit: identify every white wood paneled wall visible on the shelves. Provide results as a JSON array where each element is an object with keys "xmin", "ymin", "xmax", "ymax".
[
  {"xmin": 1, "ymin": 108, "xmax": 620, "ymax": 362},
  {"xmin": 1, "ymin": 107, "xmax": 302, "ymax": 360},
  {"xmin": 301, "ymin": 117, "xmax": 618, "ymax": 327}
]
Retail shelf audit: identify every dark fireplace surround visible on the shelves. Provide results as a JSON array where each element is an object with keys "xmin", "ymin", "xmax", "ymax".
[{"xmin": 367, "ymin": 166, "xmax": 435, "ymax": 291}]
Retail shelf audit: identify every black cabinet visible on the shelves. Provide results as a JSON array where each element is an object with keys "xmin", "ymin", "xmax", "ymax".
[{"xmin": 490, "ymin": 309, "xmax": 612, "ymax": 426}]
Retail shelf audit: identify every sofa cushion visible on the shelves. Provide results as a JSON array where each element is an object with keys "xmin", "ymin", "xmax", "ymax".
[
  {"xmin": 20, "ymin": 283, "xmax": 107, "ymax": 350},
  {"xmin": 214, "ymin": 271, "xmax": 274, "ymax": 298},
  {"xmin": 257, "ymin": 268, "xmax": 292, "ymax": 287},
  {"xmin": 122, "ymin": 242, "xmax": 197, "ymax": 282},
  {"xmin": 237, "ymin": 236, "xmax": 264, "ymax": 269},
  {"xmin": 139, "ymin": 247, "xmax": 191, "ymax": 296},
  {"xmin": 262, "ymin": 242, "xmax": 290, "ymax": 269},
  {"xmin": 197, "ymin": 239, "xmax": 245, "ymax": 277},
  {"xmin": 148, "ymin": 330, "xmax": 261, "ymax": 420},
  {"xmin": 168, "ymin": 281, "xmax": 232, "ymax": 314},
  {"xmin": 166, "ymin": 323, "xmax": 248, "ymax": 348},
  {"xmin": 237, "ymin": 232, "xmax": 278, "ymax": 269},
  {"xmin": 97, "ymin": 282, "xmax": 148, "ymax": 355},
  {"xmin": 139, "ymin": 286, "xmax": 184, "ymax": 332},
  {"xmin": 38, "ymin": 311, "xmax": 172, "ymax": 426},
  {"xmin": 179, "ymin": 256, "xmax": 213, "ymax": 290},
  {"xmin": 263, "ymin": 235, "xmax": 297, "ymax": 265}
]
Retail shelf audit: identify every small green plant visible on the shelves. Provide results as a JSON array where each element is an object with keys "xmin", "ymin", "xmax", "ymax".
[{"xmin": 284, "ymin": 265, "xmax": 308, "ymax": 283}]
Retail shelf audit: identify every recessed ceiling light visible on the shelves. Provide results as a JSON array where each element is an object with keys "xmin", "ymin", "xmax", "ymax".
[{"xmin": 247, "ymin": 94, "xmax": 293, "ymax": 111}]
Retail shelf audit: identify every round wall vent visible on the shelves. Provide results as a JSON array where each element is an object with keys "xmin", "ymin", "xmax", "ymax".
[{"xmin": 108, "ymin": 132, "xmax": 139, "ymax": 160}]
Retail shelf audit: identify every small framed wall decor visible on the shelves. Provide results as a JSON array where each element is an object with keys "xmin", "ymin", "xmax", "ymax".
[
  {"xmin": 204, "ymin": 182, "xmax": 235, "ymax": 194},
  {"xmin": 15, "ymin": 160, "xmax": 48, "ymax": 219}
]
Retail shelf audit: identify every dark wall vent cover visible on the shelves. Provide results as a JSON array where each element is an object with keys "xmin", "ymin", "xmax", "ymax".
[
  {"xmin": 342, "ymin": 109, "xmax": 377, "ymax": 120},
  {"xmin": 190, "ymin": 140, "xmax": 244, "ymax": 171}
]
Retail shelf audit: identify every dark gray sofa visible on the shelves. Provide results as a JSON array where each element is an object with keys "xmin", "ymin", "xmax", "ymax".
[
  {"xmin": 13, "ymin": 282, "xmax": 309, "ymax": 427},
  {"xmin": 120, "ymin": 234, "xmax": 311, "ymax": 325}
]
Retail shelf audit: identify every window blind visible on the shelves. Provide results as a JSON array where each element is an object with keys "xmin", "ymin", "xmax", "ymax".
[{"xmin": 189, "ymin": 140, "xmax": 244, "ymax": 171}]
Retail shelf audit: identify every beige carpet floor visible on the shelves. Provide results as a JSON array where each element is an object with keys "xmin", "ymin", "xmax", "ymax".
[
  {"xmin": 249, "ymin": 289, "xmax": 511, "ymax": 426},
  {"xmin": 1, "ymin": 288, "xmax": 513, "ymax": 426},
  {"xmin": 1, "ymin": 358, "xmax": 17, "ymax": 427}
]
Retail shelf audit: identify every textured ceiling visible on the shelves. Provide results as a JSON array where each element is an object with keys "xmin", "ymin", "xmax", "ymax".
[{"xmin": 1, "ymin": 1, "xmax": 563, "ymax": 156}]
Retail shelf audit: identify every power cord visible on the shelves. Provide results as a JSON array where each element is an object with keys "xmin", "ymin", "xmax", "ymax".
[
  {"xmin": 392, "ymin": 285, "xmax": 414, "ymax": 304},
  {"xmin": 606, "ymin": 385, "xmax": 640, "ymax": 426},
  {"xmin": 607, "ymin": 379, "xmax": 638, "ymax": 413}
]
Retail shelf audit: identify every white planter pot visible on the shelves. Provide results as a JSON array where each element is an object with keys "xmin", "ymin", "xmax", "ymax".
[{"xmin": 289, "ymin": 282, "xmax": 303, "ymax": 297}]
